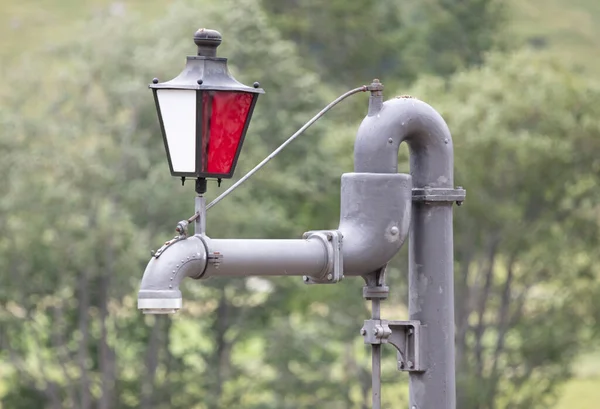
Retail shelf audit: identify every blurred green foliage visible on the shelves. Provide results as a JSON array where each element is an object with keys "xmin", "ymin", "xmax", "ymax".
[{"xmin": 0, "ymin": 1, "xmax": 599, "ymax": 409}]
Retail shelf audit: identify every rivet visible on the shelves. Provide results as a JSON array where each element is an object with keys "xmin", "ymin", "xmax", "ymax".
[
  {"xmin": 408, "ymin": 361, "xmax": 414, "ymax": 368},
  {"xmin": 253, "ymin": 81, "xmax": 260, "ymax": 88},
  {"xmin": 444, "ymin": 138, "xmax": 449, "ymax": 144},
  {"xmin": 197, "ymin": 79, "xmax": 203, "ymax": 85},
  {"xmin": 373, "ymin": 328, "xmax": 378, "ymax": 335},
  {"xmin": 169, "ymin": 285, "xmax": 172, "ymax": 289},
  {"xmin": 327, "ymin": 273, "xmax": 333, "ymax": 281},
  {"xmin": 360, "ymin": 328, "xmax": 366, "ymax": 335},
  {"xmin": 152, "ymin": 78, "xmax": 159, "ymax": 84},
  {"xmin": 172, "ymin": 270, "xmax": 176, "ymax": 273},
  {"xmin": 390, "ymin": 226, "xmax": 399, "ymax": 236},
  {"xmin": 388, "ymin": 138, "xmax": 393, "ymax": 144},
  {"xmin": 399, "ymin": 362, "xmax": 405, "ymax": 369},
  {"xmin": 303, "ymin": 276, "xmax": 310, "ymax": 282}
]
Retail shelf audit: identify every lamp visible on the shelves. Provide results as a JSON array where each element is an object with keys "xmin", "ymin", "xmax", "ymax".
[{"xmin": 149, "ymin": 28, "xmax": 264, "ymax": 189}]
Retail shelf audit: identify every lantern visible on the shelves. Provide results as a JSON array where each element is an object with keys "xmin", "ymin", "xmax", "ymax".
[{"xmin": 150, "ymin": 28, "xmax": 264, "ymax": 183}]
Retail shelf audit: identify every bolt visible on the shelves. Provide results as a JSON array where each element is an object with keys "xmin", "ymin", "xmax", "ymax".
[
  {"xmin": 456, "ymin": 201, "xmax": 463, "ymax": 206},
  {"xmin": 327, "ymin": 273, "xmax": 333, "ymax": 281},
  {"xmin": 457, "ymin": 186, "xmax": 463, "ymax": 190},
  {"xmin": 253, "ymin": 81, "xmax": 260, "ymax": 88},
  {"xmin": 408, "ymin": 327, "xmax": 414, "ymax": 335},
  {"xmin": 303, "ymin": 276, "xmax": 310, "ymax": 283},
  {"xmin": 373, "ymin": 328, "xmax": 378, "ymax": 335},
  {"xmin": 197, "ymin": 79, "xmax": 203, "ymax": 85},
  {"xmin": 152, "ymin": 78, "xmax": 159, "ymax": 84},
  {"xmin": 390, "ymin": 226, "xmax": 399, "ymax": 236},
  {"xmin": 360, "ymin": 328, "xmax": 366, "ymax": 336},
  {"xmin": 408, "ymin": 361, "xmax": 414, "ymax": 368},
  {"xmin": 399, "ymin": 362, "xmax": 405, "ymax": 369},
  {"xmin": 150, "ymin": 250, "xmax": 155, "ymax": 256},
  {"xmin": 326, "ymin": 233, "xmax": 333, "ymax": 241}
]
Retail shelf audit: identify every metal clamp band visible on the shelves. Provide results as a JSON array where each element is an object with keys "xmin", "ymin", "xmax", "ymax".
[{"xmin": 412, "ymin": 187, "xmax": 466, "ymax": 204}]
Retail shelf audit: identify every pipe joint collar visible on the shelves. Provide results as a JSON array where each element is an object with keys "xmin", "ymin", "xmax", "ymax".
[{"xmin": 301, "ymin": 230, "xmax": 344, "ymax": 284}]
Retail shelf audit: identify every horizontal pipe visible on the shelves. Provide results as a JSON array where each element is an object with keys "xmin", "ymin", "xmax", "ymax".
[{"xmin": 203, "ymin": 238, "xmax": 329, "ymax": 278}]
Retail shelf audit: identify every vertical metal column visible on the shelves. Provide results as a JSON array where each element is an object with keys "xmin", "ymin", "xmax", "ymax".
[
  {"xmin": 371, "ymin": 298, "xmax": 382, "ymax": 409},
  {"xmin": 409, "ymin": 202, "xmax": 456, "ymax": 409},
  {"xmin": 194, "ymin": 194, "xmax": 206, "ymax": 236},
  {"xmin": 354, "ymin": 95, "xmax": 462, "ymax": 409}
]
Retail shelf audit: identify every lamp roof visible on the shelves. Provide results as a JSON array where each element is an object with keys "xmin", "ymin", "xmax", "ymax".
[{"xmin": 149, "ymin": 28, "xmax": 265, "ymax": 94}]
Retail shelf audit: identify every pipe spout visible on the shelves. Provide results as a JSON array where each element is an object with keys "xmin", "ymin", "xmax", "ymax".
[{"xmin": 137, "ymin": 236, "xmax": 207, "ymax": 314}]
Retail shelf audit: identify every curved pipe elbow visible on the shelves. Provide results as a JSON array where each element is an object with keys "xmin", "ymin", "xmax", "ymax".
[
  {"xmin": 339, "ymin": 173, "xmax": 412, "ymax": 276},
  {"xmin": 354, "ymin": 97, "xmax": 454, "ymax": 188},
  {"xmin": 137, "ymin": 236, "xmax": 207, "ymax": 314}
]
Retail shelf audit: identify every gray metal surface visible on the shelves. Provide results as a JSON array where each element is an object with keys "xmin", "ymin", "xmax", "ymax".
[
  {"xmin": 302, "ymin": 230, "xmax": 344, "ymax": 284},
  {"xmin": 202, "ymin": 238, "xmax": 329, "ymax": 278},
  {"xmin": 195, "ymin": 195, "xmax": 206, "ymax": 236},
  {"xmin": 138, "ymin": 235, "xmax": 208, "ymax": 314},
  {"xmin": 355, "ymin": 96, "xmax": 457, "ymax": 409},
  {"xmin": 361, "ymin": 320, "xmax": 422, "ymax": 372},
  {"xmin": 371, "ymin": 298, "xmax": 382, "ymax": 409},
  {"xmin": 338, "ymin": 173, "xmax": 412, "ymax": 276}
]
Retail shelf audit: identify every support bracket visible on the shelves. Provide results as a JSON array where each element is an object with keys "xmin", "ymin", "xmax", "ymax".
[{"xmin": 361, "ymin": 319, "xmax": 424, "ymax": 372}]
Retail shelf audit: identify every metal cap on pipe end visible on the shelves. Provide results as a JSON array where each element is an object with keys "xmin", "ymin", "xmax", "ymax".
[{"xmin": 138, "ymin": 296, "xmax": 182, "ymax": 314}]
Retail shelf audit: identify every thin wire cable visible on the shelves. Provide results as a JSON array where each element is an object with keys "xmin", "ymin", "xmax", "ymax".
[{"xmin": 206, "ymin": 85, "xmax": 368, "ymax": 210}]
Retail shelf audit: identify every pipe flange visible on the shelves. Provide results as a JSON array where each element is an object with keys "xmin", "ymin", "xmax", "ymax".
[{"xmin": 301, "ymin": 230, "xmax": 344, "ymax": 284}]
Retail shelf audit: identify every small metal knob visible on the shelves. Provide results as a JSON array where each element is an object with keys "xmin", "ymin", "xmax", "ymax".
[{"xmin": 194, "ymin": 28, "xmax": 222, "ymax": 57}]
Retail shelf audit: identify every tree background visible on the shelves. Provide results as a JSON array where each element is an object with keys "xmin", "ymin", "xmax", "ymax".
[{"xmin": 1, "ymin": 0, "xmax": 600, "ymax": 408}]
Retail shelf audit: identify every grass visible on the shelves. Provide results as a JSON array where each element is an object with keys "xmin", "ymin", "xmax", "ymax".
[
  {"xmin": 0, "ymin": 0, "xmax": 172, "ymax": 62},
  {"xmin": 509, "ymin": 0, "xmax": 600, "ymax": 76},
  {"xmin": 554, "ymin": 349, "xmax": 600, "ymax": 409}
]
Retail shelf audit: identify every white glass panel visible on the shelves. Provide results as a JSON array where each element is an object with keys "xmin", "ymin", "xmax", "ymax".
[{"xmin": 157, "ymin": 89, "xmax": 196, "ymax": 173}]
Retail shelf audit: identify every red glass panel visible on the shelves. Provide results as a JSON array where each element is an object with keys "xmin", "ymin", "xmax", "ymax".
[{"xmin": 201, "ymin": 91, "xmax": 253, "ymax": 175}]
